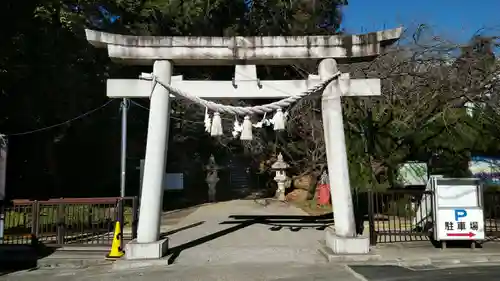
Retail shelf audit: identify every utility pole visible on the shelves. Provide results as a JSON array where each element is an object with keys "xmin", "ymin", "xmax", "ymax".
[
  {"xmin": 120, "ymin": 98, "xmax": 129, "ymax": 197},
  {"xmin": 0, "ymin": 134, "xmax": 7, "ymax": 240},
  {"xmin": 361, "ymin": 101, "xmax": 376, "ymax": 243}
]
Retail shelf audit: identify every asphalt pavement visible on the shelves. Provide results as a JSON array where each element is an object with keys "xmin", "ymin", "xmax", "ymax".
[
  {"xmin": 350, "ymin": 264, "xmax": 500, "ymax": 281},
  {"xmin": 3, "ymin": 200, "xmax": 500, "ymax": 280},
  {"xmin": 3, "ymin": 263, "xmax": 500, "ymax": 281}
]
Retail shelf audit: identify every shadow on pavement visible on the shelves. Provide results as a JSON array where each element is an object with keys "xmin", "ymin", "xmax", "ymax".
[
  {"xmin": 166, "ymin": 213, "xmax": 334, "ymax": 264},
  {"xmin": 0, "ymin": 238, "xmax": 55, "ymax": 276},
  {"xmin": 160, "ymin": 221, "xmax": 205, "ymax": 239},
  {"xmin": 161, "ymin": 188, "xmax": 274, "ymax": 213},
  {"xmin": 350, "ymin": 265, "xmax": 500, "ymax": 281},
  {"xmin": 166, "ymin": 220, "xmax": 257, "ymax": 265},
  {"xmin": 224, "ymin": 213, "xmax": 335, "ymax": 231},
  {"xmin": 430, "ymin": 238, "xmax": 483, "ymax": 249}
]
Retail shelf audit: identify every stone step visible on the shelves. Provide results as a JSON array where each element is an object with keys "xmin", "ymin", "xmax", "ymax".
[{"xmin": 170, "ymin": 246, "xmax": 327, "ymax": 266}]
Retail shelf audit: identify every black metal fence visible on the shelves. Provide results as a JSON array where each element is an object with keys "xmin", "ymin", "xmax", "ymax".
[
  {"xmin": 367, "ymin": 189, "xmax": 432, "ymax": 244},
  {"xmin": 5, "ymin": 191, "xmax": 498, "ymax": 247},
  {"xmin": 0, "ymin": 197, "xmax": 138, "ymax": 247},
  {"xmin": 483, "ymin": 191, "xmax": 500, "ymax": 238},
  {"xmin": 368, "ymin": 189, "xmax": 500, "ymax": 245}
]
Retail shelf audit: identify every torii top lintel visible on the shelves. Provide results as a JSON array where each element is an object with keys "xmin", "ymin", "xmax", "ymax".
[{"xmin": 85, "ymin": 28, "xmax": 402, "ymax": 66}]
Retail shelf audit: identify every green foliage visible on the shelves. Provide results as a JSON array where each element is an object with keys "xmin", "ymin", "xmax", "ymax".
[
  {"xmin": 337, "ymin": 32, "xmax": 500, "ymax": 191},
  {"xmin": 0, "ymin": 0, "xmax": 347, "ymax": 198},
  {"xmin": 2, "ymin": 0, "xmax": 499, "ymax": 201},
  {"xmin": 385, "ymin": 195, "xmax": 415, "ymax": 217},
  {"xmin": 5, "ymin": 206, "xmax": 134, "ymax": 234}
]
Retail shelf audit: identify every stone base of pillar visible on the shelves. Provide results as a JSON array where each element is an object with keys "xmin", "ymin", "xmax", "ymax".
[
  {"xmin": 125, "ymin": 238, "xmax": 169, "ymax": 260},
  {"xmin": 324, "ymin": 226, "xmax": 370, "ymax": 254},
  {"xmin": 275, "ymin": 190, "xmax": 285, "ymax": 201}
]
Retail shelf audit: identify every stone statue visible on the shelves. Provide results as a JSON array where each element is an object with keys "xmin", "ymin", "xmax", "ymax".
[{"xmin": 205, "ymin": 155, "xmax": 220, "ymax": 202}]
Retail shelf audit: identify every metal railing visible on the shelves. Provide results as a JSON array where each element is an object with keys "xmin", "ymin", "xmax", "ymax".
[
  {"xmin": 483, "ymin": 191, "xmax": 500, "ymax": 238},
  {"xmin": 0, "ymin": 197, "xmax": 138, "ymax": 247},
  {"xmin": 367, "ymin": 189, "xmax": 500, "ymax": 245},
  {"xmin": 367, "ymin": 189, "xmax": 433, "ymax": 244}
]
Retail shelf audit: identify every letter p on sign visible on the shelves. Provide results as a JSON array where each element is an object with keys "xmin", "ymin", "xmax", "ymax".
[{"xmin": 454, "ymin": 209, "xmax": 467, "ymax": 221}]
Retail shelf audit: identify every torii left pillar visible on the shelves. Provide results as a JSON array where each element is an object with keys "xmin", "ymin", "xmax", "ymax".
[{"xmin": 125, "ymin": 61, "xmax": 171, "ymax": 259}]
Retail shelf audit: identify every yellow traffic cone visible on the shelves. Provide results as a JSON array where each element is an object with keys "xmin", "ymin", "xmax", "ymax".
[{"xmin": 106, "ymin": 221, "xmax": 125, "ymax": 259}]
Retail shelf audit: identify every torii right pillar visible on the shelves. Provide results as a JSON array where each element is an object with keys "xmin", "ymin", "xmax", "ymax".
[{"xmin": 319, "ymin": 58, "xmax": 369, "ymax": 254}]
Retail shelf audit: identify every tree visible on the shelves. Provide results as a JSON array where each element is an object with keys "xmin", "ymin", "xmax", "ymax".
[
  {"xmin": 0, "ymin": 0, "xmax": 348, "ymax": 199},
  {"xmin": 278, "ymin": 27, "xmax": 500, "ymax": 192}
]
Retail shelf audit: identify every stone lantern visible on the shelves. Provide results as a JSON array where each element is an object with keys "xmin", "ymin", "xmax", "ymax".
[
  {"xmin": 205, "ymin": 154, "xmax": 221, "ymax": 202},
  {"xmin": 271, "ymin": 153, "xmax": 289, "ymax": 201}
]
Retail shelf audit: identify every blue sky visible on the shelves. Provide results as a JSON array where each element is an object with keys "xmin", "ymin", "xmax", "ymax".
[{"xmin": 341, "ymin": 0, "xmax": 500, "ymax": 44}]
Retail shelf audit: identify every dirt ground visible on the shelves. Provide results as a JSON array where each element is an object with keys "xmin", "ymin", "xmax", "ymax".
[{"xmin": 293, "ymin": 199, "xmax": 332, "ymax": 216}]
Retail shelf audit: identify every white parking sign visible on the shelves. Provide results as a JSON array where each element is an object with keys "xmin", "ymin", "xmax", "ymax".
[
  {"xmin": 436, "ymin": 208, "xmax": 485, "ymax": 240},
  {"xmin": 431, "ymin": 178, "xmax": 485, "ymax": 242}
]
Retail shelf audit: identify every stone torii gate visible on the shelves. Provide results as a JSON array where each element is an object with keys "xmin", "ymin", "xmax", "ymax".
[{"xmin": 86, "ymin": 28, "xmax": 402, "ymax": 260}]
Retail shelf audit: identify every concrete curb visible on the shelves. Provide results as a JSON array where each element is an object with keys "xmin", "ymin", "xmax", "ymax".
[
  {"xmin": 0, "ymin": 245, "xmax": 116, "ymax": 269},
  {"xmin": 37, "ymin": 258, "xmax": 114, "ymax": 269},
  {"xmin": 113, "ymin": 246, "xmax": 325, "ymax": 270},
  {"xmin": 112, "ymin": 258, "xmax": 170, "ymax": 270},
  {"xmin": 318, "ymin": 244, "xmax": 500, "ymax": 267},
  {"xmin": 37, "ymin": 249, "xmax": 114, "ymax": 269}
]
